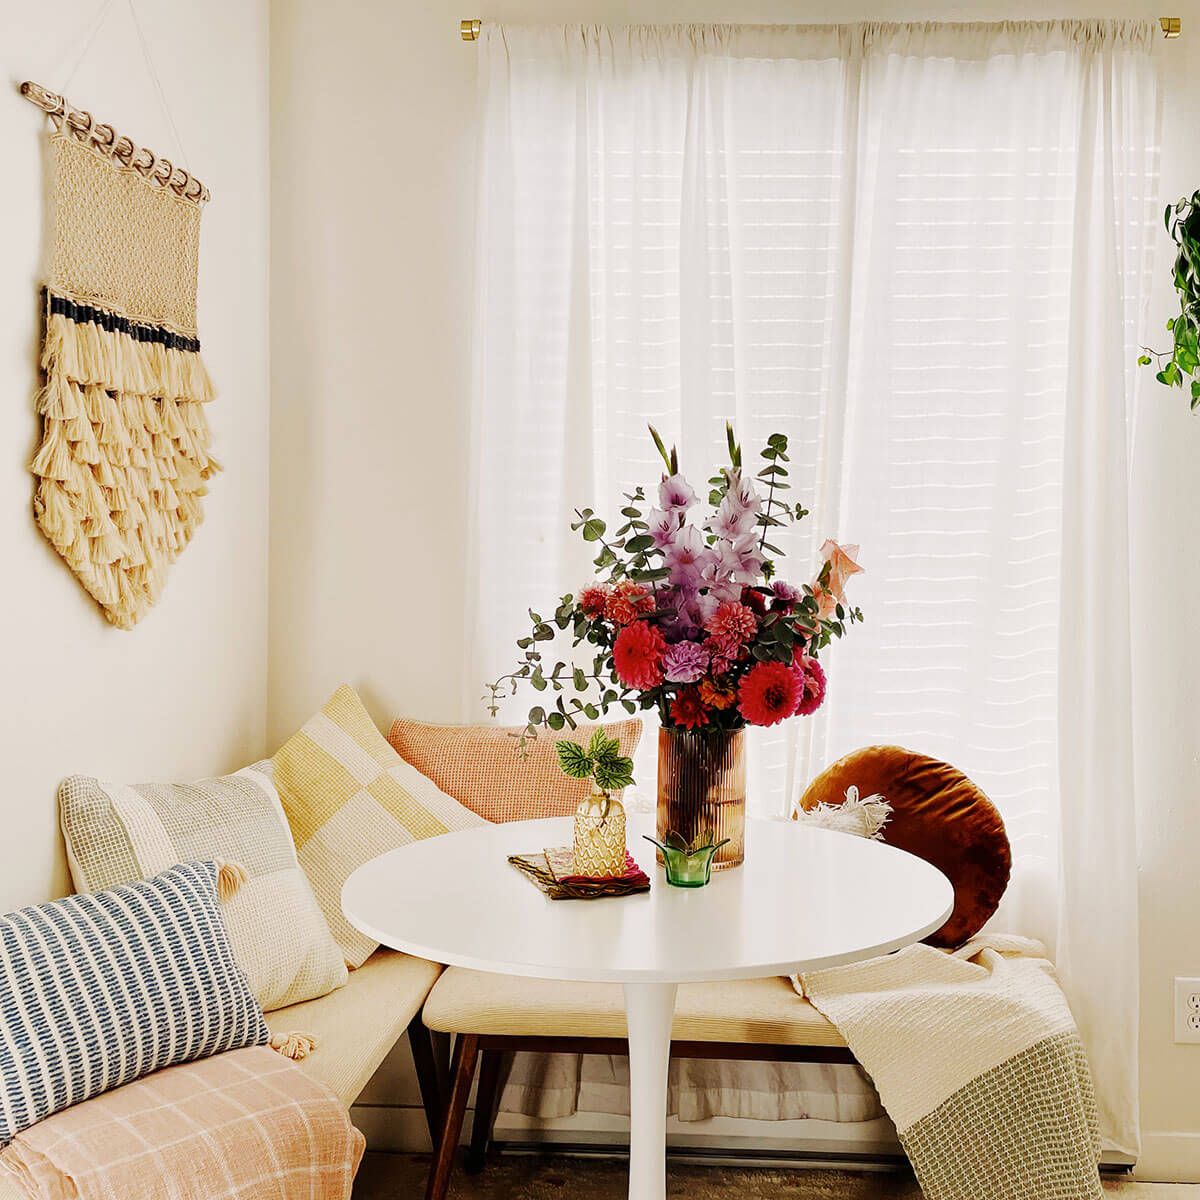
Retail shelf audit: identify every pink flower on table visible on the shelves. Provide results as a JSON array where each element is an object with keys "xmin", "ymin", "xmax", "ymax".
[
  {"xmin": 709, "ymin": 533, "xmax": 764, "ymax": 588},
  {"xmin": 738, "ymin": 660, "xmax": 804, "ymax": 727},
  {"xmin": 793, "ymin": 654, "xmax": 826, "ymax": 715},
  {"xmin": 705, "ymin": 600, "xmax": 758, "ymax": 647},
  {"xmin": 658, "ymin": 473, "xmax": 698, "ymax": 514},
  {"xmin": 613, "ymin": 621, "xmax": 666, "ymax": 689},
  {"xmin": 813, "ymin": 540, "xmax": 863, "ymax": 617},
  {"xmin": 579, "ymin": 584, "xmax": 610, "ymax": 618},
  {"xmin": 707, "ymin": 470, "xmax": 761, "ymax": 541},
  {"xmin": 646, "ymin": 508, "xmax": 681, "ymax": 551},
  {"xmin": 605, "ymin": 580, "xmax": 654, "ymax": 626},
  {"xmin": 703, "ymin": 636, "xmax": 742, "ymax": 676},
  {"xmin": 661, "ymin": 640, "xmax": 710, "ymax": 683},
  {"xmin": 663, "ymin": 525, "xmax": 713, "ymax": 592},
  {"xmin": 771, "ymin": 580, "xmax": 801, "ymax": 612}
]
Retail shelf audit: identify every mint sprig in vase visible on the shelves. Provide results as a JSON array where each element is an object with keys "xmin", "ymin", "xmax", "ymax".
[{"xmin": 557, "ymin": 731, "xmax": 634, "ymax": 878}]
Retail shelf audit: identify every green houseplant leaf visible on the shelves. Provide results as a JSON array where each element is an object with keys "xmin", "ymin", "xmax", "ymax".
[{"xmin": 555, "ymin": 740, "xmax": 593, "ymax": 778}]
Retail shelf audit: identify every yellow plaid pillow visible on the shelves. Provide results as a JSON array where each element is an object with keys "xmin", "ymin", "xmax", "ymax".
[{"xmin": 272, "ymin": 685, "xmax": 485, "ymax": 966}]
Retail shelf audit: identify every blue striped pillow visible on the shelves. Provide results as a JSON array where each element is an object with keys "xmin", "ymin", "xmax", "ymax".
[{"xmin": 0, "ymin": 860, "xmax": 268, "ymax": 1145}]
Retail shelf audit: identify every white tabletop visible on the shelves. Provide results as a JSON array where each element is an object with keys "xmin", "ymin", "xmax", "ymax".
[{"xmin": 341, "ymin": 815, "xmax": 954, "ymax": 984}]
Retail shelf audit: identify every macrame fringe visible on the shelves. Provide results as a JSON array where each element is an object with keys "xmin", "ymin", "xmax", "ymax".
[
  {"xmin": 213, "ymin": 860, "xmax": 249, "ymax": 902},
  {"xmin": 269, "ymin": 1031, "xmax": 318, "ymax": 1061},
  {"xmin": 798, "ymin": 786, "xmax": 892, "ymax": 840},
  {"xmin": 31, "ymin": 309, "xmax": 220, "ymax": 629}
]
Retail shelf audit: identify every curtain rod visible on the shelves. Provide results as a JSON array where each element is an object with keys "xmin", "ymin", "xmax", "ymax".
[
  {"xmin": 17, "ymin": 80, "xmax": 210, "ymax": 203},
  {"xmin": 460, "ymin": 16, "xmax": 1182, "ymax": 40}
]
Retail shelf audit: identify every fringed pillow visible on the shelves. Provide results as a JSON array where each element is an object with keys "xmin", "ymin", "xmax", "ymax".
[
  {"xmin": 798, "ymin": 746, "xmax": 1011, "ymax": 948},
  {"xmin": 0, "ymin": 862, "xmax": 268, "ymax": 1147},
  {"xmin": 59, "ymin": 764, "xmax": 348, "ymax": 1011},
  {"xmin": 794, "ymin": 785, "xmax": 891, "ymax": 840}
]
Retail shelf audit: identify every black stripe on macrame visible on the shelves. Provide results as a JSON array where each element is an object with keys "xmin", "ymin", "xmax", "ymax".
[{"xmin": 47, "ymin": 292, "xmax": 200, "ymax": 354}]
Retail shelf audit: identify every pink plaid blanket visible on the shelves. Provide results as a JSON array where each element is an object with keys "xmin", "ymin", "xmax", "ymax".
[{"xmin": 0, "ymin": 1048, "xmax": 364, "ymax": 1200}]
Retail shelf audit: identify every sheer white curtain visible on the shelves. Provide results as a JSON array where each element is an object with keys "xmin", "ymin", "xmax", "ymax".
[{"xmin": 467, "ymin": 21, "xmax": 1159, "ymax": 1155}]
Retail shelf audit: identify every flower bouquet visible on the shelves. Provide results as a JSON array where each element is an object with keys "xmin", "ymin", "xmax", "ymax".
[{"xmin": 487, "ymin": 425, "xmax": 863, "ymax": 868}]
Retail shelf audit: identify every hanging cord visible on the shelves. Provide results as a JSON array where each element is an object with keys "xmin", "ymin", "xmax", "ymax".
[
  {"xmin": 56, "ymin": 0, "xmax": 119, "ymax": 93},
  {"xmin": 124, "ymin": 0, "xmax": 190, "ymax": 171}
]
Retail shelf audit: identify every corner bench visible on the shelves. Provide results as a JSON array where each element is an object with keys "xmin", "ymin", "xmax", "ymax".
[
  {"xmin": 0, "ymin": 948, "xmax": 445, "ymax": 1200},
  {"xmin": 420, "ymin": 966, "xmax": 853, "ymax": 1200}
]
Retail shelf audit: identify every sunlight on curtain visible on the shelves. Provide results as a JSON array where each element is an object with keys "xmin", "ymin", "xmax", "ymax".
[{"xmin": 467, "ymin": 21, "xmax": 1158, "ymax": 1153}]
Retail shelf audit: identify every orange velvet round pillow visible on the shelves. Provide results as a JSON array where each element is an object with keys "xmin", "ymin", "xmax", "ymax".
[{"xmin": 798, "ymin": 746, "xmax": 1011, "ymax": 949}]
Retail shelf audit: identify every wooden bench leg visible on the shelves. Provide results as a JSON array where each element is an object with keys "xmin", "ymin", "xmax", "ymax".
[
  {"xmin": 424, "ymin": 1033, "xmax": 479, "ymax": 1200},
  {"xmin": 465, "ymin": 1048, "xmax": 504, "ymax": 1175},
  {"xmin": 430, "ymin": 1030, "xmax": 451, "ymax": 1098},
  {"xmin": 407, "ymin": 1016, "xmax": 443, "ymax": 1149}
]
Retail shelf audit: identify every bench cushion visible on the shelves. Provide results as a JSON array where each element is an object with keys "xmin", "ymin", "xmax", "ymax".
[
  {"xmin": 266, "ymin": 949, "xmax": 441, "ymax": 1106},
  {"xmin": 423, "ymin": 968, "xmax": 844, "ymax": 1047}
]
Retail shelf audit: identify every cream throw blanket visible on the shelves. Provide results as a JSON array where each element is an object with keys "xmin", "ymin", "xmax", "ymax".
[{"xmin": 794, "ymin": 935, "xmax": 1101, "ymax": 1200}]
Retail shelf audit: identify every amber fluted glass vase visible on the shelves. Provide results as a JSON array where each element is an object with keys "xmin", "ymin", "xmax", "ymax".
[{"xmin": 656, "ymin": 727, "xmax": 746, "ymax": 870}]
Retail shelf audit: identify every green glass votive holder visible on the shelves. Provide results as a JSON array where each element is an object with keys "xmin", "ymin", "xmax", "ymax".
[{"xmin": 643, "ymin": 833, "xmax": 730, "ymax": 888}]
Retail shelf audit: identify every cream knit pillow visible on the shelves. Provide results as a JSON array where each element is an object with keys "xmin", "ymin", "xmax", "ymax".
[{"xmin": 59, "ymin": 763, "xmax": 348, "ymax": 1012}]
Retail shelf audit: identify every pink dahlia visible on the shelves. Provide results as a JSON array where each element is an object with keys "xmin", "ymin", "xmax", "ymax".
[
  {"xmin": 579, "ymin": 584, "xmax": 610, "ymax": 618},
  {"xmin": 613, "ymin": 621, "xmax": 666, "ymax": 689},
  {"xmin": 794, "ymin": 654, "xmax": 826, "ymax": 716},
  {"xmin": 704, "ymin": 634, "xmax": 743, "ymax": 676},
  {"xmin": 706, "ymin": 601, "xmax": 758, "ymax": 646},
  {"xmin": 661, "ymin": 640, "xmax": 709, "ymax": 683},
  {"xmin": 670, "ymin": 687, "xmax": 709, "ymax": 730},
  {"xmin": 605, "ymin": 580, "xmax": 654, "ymax": 626},
  {"xmin": 771, "ymin": 580, "xmax": 802, "ymax": 613},
  {"xmin": 738, "ymin": 660, "xmax": 803, "ymax": 727}
]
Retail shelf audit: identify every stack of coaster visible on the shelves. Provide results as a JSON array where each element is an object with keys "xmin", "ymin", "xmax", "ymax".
[{"xmin": 508, "ymin": 847, "xmax": 650, "ymax": 900}]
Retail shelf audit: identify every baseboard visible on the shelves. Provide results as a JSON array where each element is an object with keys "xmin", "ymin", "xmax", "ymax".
[{"xmin": 1135, "ymin": 1132, "xmax": 1200, "ymax": 1183}]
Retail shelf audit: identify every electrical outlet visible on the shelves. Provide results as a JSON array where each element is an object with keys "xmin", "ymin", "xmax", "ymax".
[{"xmin": 1174, "ymin": 978, "xmax": 1200, "ymax": 1043}]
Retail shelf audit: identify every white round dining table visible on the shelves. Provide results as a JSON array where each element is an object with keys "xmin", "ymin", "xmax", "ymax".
[{"xmin": 342, "ymin": 813, "xmax": 953, "ymax": 1200}]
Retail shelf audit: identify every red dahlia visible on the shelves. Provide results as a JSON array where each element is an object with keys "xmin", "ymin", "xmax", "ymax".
[
  {"xmin": 613, "ymin": 620, "xmax": 666, "ymax": 689},
  {"xmin": 579, "ymin": 584, "xmax": 610, "ymax": 618},
  {"xmin": 737, "ymin": 660, "xmax": 803, "ymax": 727},
  {"xmin": 670, "ymin": 687, "xmax": 709, "ymax": 729},
  {"xmin": 605, "ymin": 580, "xmax": 654, "ymax": 626}
]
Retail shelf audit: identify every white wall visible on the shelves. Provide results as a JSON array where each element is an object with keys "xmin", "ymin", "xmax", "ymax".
[
  {"xmin": 272, "ymin": 0, "xmax": 1200, "ymax": 1181},
  {"xmin": 0, "ymin": 0, "xmax": 271, "ymax": 912}
]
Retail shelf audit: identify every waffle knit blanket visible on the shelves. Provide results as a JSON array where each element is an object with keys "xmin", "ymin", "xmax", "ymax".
[
  {"xmin": 794, "ymin": 935, "xmax": 1101, "ymax": 1200},
  {"xmin": 0, "ymin": 1048, "xmax": 364, "ymax": 1200}
]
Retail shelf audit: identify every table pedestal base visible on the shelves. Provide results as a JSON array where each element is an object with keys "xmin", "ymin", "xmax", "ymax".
[{"xmin": 623, "ymin": 980, "xmax": 678, "ymax": 1200}]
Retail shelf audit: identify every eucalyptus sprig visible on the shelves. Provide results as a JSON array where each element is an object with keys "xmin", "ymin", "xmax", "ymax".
[{"xmin": 1140, "ymin": 190, "xmax": 1200, "ymax": 411}]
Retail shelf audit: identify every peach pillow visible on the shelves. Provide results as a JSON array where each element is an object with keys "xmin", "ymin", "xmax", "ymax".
[
  {"xmin": 798, "ymin": 745, "xmax": 1011, "ymax": 949},
  {"xmin": 386, "ymin": 718, "xmax": 643, "ymax": 823}
]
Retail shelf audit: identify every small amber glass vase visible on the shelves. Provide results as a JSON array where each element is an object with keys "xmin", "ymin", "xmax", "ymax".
[
  {"xmin": 656, "ymin": 727, "xmax": 746, "ymax": 870},
  {"xmin": 572, "ymin": 788, "xmax": 627, "ymax": 877}
]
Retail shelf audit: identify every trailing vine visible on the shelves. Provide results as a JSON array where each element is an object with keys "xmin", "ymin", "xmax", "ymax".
[{"xmin": 1140, "ymin": 190, "xmax": 1200, "ymax": 410}]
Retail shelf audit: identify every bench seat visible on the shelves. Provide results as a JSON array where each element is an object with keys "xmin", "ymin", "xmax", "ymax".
[
  {"xmin": 423, "ymin": 967, "xmax": 844, "ymax": 1046},
  {"xmin": 267, "ymin": 948, "xmax": 442, "ymax": 1106}
]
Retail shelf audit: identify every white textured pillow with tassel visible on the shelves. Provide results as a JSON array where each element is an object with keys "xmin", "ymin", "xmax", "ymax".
[
  {"xmin": 794, "ymin": 785, "xmax": 891, "ymax": 840},
  {"xmin": 59, "ymin": 763, "xmax": 348, "ymax": 1012}
]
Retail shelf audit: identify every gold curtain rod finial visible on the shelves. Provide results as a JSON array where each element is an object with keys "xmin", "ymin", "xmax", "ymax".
[
  {"xmin": 1161, "ymin": 16, "xmax": 1181, "ymax": 37},
  {"xmin": 462, "ymin": 18, "xmax": 481, "ymax": 41}
]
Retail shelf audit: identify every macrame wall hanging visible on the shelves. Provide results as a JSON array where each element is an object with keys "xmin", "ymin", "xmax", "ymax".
[{"xmin": 22, "ymin": 81, "xmax": 218, "ymax": 630}]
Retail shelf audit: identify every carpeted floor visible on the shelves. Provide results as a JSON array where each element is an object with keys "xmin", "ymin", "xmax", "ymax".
[{"xmin": 354, "ymin": 1152, "xmax": 1200, "ymax": 1198}]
